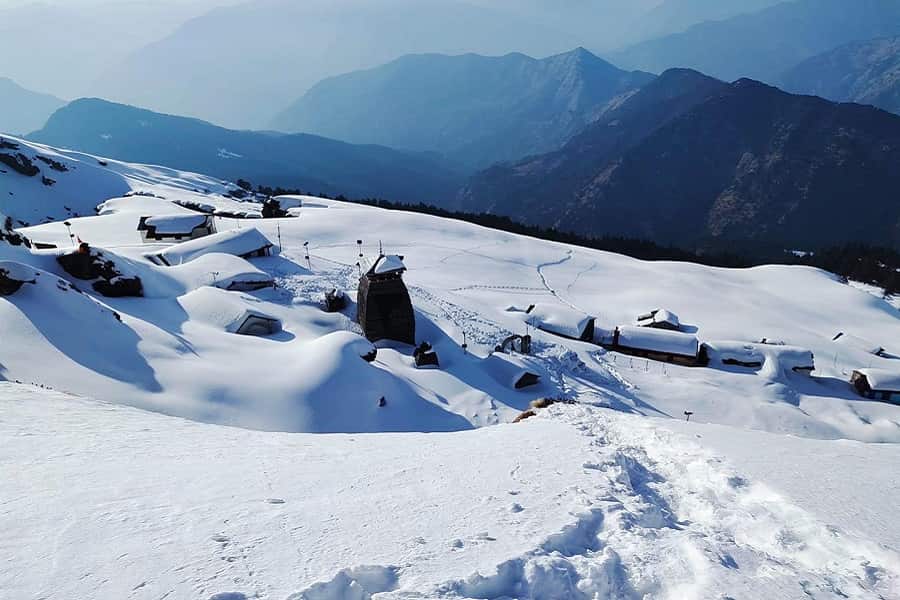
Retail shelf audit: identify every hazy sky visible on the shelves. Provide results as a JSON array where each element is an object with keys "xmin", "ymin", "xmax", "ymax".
[{"xmin": 2, "ymin": 0, "xmax": 790, "ymax": 128}]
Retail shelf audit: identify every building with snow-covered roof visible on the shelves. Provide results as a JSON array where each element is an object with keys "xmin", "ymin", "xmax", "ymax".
[
  {"xmin": 636, "ymin": 308, "xmax": 681, "ymax": 331},
  {"xmin": 357, "ymin": 254, "xmax": 415, "ymax": 345},
  {"xmin": 484, "ymin": 353, "xmax": 542, "ymax": 390},
  {"xmin": 851, "ymin": 369, "xmax": 900, "ymax": 403},
  {"xmin": 525, "ymin": 303, "xmax": 595, "ymax": 342},
  {"xmin": 705, "ymin": 341, "xmax": 815, "ymax": 374},
  {"xmin": 137, "ymin": 214, "xmax": 215, "ymax": 242},
  {"xmin": 606, "ymin": 326, "xmax": 706, "ymax": 367},
  {"xmin": 147, "ymin": 228, "xmax": 276, "ymax": 266},
  {"xmin": 178, "ymin": 287, "xmax": 282, "ymax": 337}
]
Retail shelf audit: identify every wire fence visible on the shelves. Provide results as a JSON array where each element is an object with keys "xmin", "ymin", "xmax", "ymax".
[{"xmin": 606, "ymin": 352, "xmax": 670, "ymax": 377}]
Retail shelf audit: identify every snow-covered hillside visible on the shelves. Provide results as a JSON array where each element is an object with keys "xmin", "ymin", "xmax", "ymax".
[
  {"xmin": 2, "ymin": 135, "xmax": 899, "ymax": 598},
  {"xmin": 0, "ymin": 135, "xmax": 252, "ymax": 226}
]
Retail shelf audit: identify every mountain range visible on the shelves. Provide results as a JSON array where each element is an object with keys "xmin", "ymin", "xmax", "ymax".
[
  {"xmin": 0, "ymin": 0, "xmax": 225, "ymax": 100},
  {"xmin": 459, "ymin": 68, "xmax": 900, "ymax": 251},
  {"xmin": 86, "ymin": 0, "xmax": 802, "ymax": 129},
  {"xmin": 610, "ymin": 0, "xmax": 900, "ymax": 84},
  {"xmin": 272, "ymin": 48, "xmax": 654, "ymax": 171},
  {"xmin": 0, "ymin": 78, "xmax": 66, "ymax": 136},
  {"xmin": 91, "ymin": 0, "xmax": 584, "ymax": 129},
  {"xmin": 782, "ymin": 35, "xmax": 900, "ymax": 116},
  {"xmin": 29, "ymin": 98, "xmax": 462, "ymax": 204}
]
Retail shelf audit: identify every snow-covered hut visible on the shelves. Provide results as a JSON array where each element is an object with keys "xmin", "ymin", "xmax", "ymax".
[
  {"xmin": 526, "ymin": 303, "xmax": 595, "ymax": 342},
  {"xmin": 357, "ymin": 254, "xmax": 415, "ymax": 345},
  {"xmin": 0, "ymin": 261, "xmax": 37, "ymax": 296},
  {"xmin": 636, "ymin": 308, "xmax": 681, "ymax": 331},
  {"xmin": 832, "ymin": 332, "xmax": 890, "ymax": 358},
  {"xmin": 484, "ymin": 353, "xmax": 542, "ymax": 390},
  {"xmin": 607, "ymin": 326, "xmax": 706, "ymax": 366},
  {"xmin": 851, "ymin": 369, "xmax": 900, "ymax": 403},
  {"xmin": 147, "ymin": 228, "xmax": 276, "ymax": 266},
  {"xmin": 705, "ymin": 341, "xmax": 815, "ymax": 374},
  {"xmin": 178, "ymin": 287, "xmax": 282, "ymax": 336},
  {"xmin": 137, "ymin": 214, "xmax": 215, "ymax": 242}
]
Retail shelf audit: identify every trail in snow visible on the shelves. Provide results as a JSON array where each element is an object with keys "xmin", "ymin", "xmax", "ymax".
[
  {"xmin": 297, "ymin": 405, "xmax": 900, "ymax": 600},
  {"xmin": 535, "ymin": 250, "xmax": 585, "ymax": 313}
]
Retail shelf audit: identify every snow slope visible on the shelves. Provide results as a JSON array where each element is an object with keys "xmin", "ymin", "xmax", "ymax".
[
  {"xmin": 3, "ymin": 137, "xmax": 900, "ymax": 598},
  {"xmin": 3, "ymin": 385, "xmax": 898, "ymax": 599},
  {"xmin": 2, "ymin": 150, "xmax": 899, "ymax": 439},
  {"xmin": 0, "ymin": 135, "xmax": 247, "ymax": 227}
]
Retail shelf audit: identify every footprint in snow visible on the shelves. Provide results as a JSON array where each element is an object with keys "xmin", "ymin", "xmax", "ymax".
[{"xmin": 509, "ymin": 503, "xmax": 524, "ymax": 513}]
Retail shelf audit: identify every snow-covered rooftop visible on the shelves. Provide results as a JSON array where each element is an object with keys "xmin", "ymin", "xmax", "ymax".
[
  {"xmin": 142, "ymin": 214, "xmax": 210, "ymax": 234},
  {"xmin": 856, "ymin": 368, "xmax": 900, "ymax": 391},
  {"xmin": 637, "ymin": 308, "xmax": 680, "ymax": 329},
  {"xmin": 526, "ymin": 303, "xmax": 595, "ymax": 340},
  {"xmin": 178, "ymin": 287, "xmax": 280, "ymax": 334},
  {"xmin": 151, "ymin": 227, "xmax": 276, "ymax": 265},
  {"xmin": 362, "ymin": 254, "xmax": 407, "ymax": 276},
  {"xmin": 615, "ymin": 326, "xmax": 700, "ymax": 357}
]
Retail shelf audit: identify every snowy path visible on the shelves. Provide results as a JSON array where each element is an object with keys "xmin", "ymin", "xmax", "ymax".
[{"xmin": 4, "ymin": 384, "xmax": 897, "ymax": 600}]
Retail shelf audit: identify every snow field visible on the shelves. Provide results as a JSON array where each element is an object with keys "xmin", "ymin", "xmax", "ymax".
[{"xmin": 3, "ymin": 385, "xmax": 897, "ymax": 599}]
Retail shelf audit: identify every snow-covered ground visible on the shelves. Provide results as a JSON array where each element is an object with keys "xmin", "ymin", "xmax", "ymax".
[
  {"xmin": 2, "ymin": 135, "xmax": 900, "ymax": 598},
  {"xmin": 4, "ymin": 384, "xmax": 899, "ymax": 599}
]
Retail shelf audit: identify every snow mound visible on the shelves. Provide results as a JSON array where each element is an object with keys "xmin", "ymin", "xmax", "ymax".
[
  {"xmin": 97, "ymin": 195, "xmax": 197, "ymax": 217},
  {"xmin": 0, "ymin": 260, "xmax": 37, "ymax": 283},
  {"xmin": 278, "ymin": 331, "xmax": 471, "ymax": 433},
  {"xmin": 0, "ymin": 264, "xmax": 159, "ymax": 390}
]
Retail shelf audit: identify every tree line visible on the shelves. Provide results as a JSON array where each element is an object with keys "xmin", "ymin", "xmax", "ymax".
[{"xmin": 244, "ymin": 181, "xmax": 900, "ymax": 297}]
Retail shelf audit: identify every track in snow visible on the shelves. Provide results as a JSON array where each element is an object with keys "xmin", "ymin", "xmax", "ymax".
[{"xmin": 289, "ymin": 406, "xmax": 900, "ymax": 599}]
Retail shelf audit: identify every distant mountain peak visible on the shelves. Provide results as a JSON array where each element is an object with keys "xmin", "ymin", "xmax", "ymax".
[
  {"xmin": 0, "ymin": 78, "xmax": 66, "ymax": 136},
  {"xmin": 271, "ymin": 50, "xmax": 655, "ymax": 170},
  {"xmin": 782, "ymin": 34, "xmax": 900, "ymax": 116}
]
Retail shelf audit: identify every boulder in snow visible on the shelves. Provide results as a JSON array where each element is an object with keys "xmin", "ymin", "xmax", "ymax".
[{"xmin": 0, "ymin": 261, "xmax": 37, "ymax": 296}]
